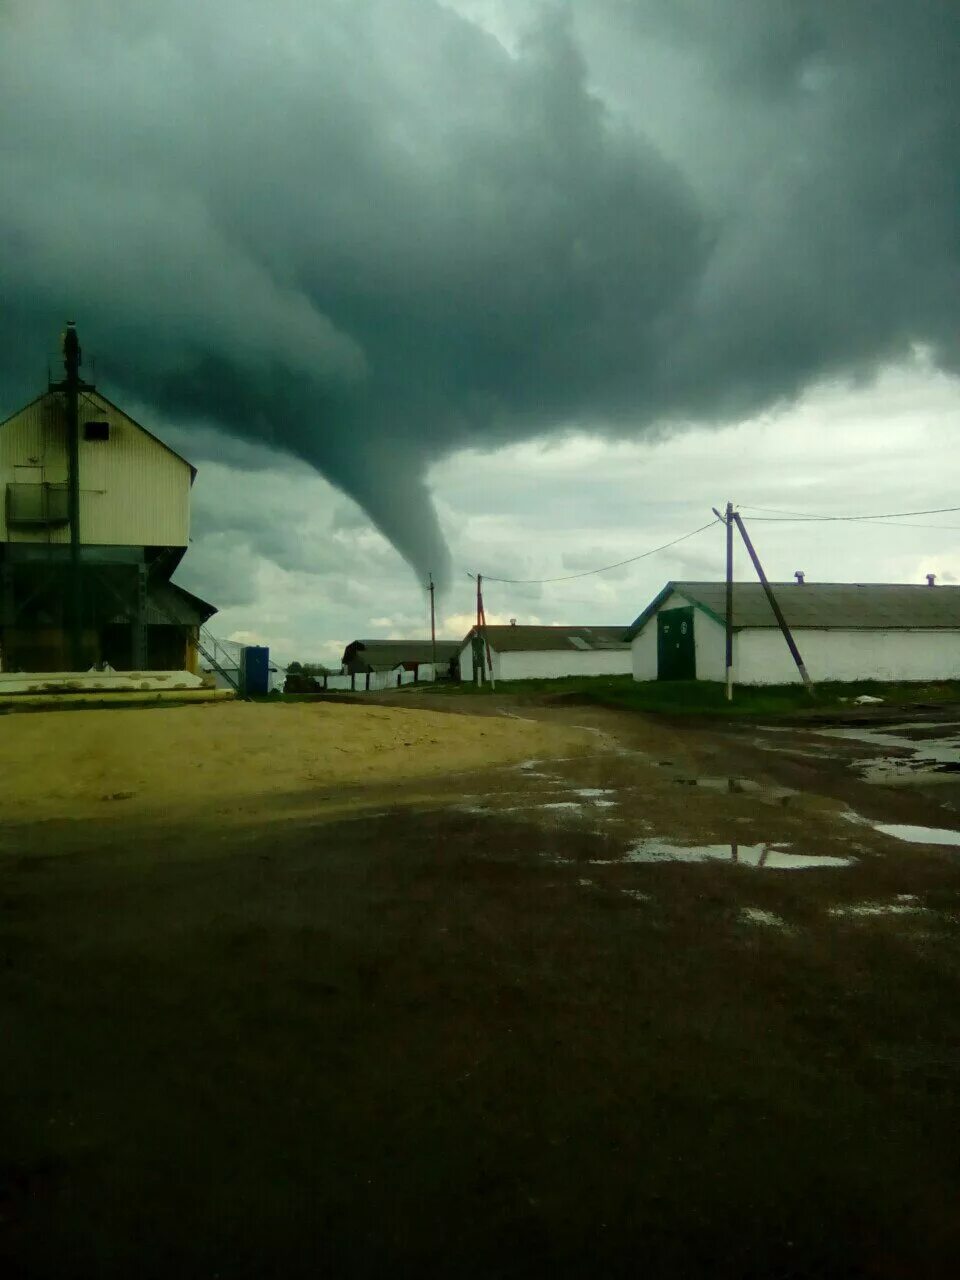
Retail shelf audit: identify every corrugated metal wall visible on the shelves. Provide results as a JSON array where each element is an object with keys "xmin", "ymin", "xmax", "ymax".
[{"xmin": 0, "ymin": 391, "xmax": 191, "ymax": 547}]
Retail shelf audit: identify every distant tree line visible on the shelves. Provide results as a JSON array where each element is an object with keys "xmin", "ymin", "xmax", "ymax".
[
  {"xmin": 283, "ymin": 659, "xmax": 341, "ymax": 693},
  {"xmin": 286, "ymin": 661, "xmax": 339, "ymax": 677}
]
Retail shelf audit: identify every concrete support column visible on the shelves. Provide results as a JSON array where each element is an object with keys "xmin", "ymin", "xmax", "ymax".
[{"xmin": 131, "ymin": 563, "xmax": 148, "ymax": 670}]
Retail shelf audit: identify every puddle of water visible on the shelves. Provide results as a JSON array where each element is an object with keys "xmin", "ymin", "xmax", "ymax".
[
  {"xmin": 829, "ymin": 902, "xmax": 925, "ymax": 917},
  {"xmin": 872, "ymin": 822, "xmax": 960, "ymax": 847},
  {"xmin": 740, "ymin": 907, "xmax": 789, "ymax": 928},
  {"xmin": 501, "ymin": 710, "xmax": 539, "ymax": 723},
  {"xmin": 694, "ymin": 777, "xmax": 763, "ymax": 794},
  {"xmin": 815, "ymin": 722, "xmax": 960, "ymax": 784},
  {"xmin": 752, "ymin": 742, "xmax": 828, "ymax": 761},
  {"xmin": 611, "ymin": 840, "xmax": 853, "ymax": 869},
  {"xmin": 661, "ymin": 770, "xmax": 798, "ymax": 800},
  {"xmin": 622, "ymin": 889, "xmax": 652, "ymax": 902},
  {"xmin": 846, "ymin": 810, "xmax": 960, "ymax": 847},
  {"xmin": 572, "ymin": 787, "xmax": 615, "ymax": 799},
  {"xmin": 538, "ymin": 801, "xmax": 584, "ymax": 813}
]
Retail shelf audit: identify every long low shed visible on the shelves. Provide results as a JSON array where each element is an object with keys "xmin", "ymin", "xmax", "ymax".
[
  {"xmin": 342, "ymin": 639, "xmax": 461, "ymax": 683},
  {"xmin": 460, "ymin": 624, "xmax": 631, "ymax": 683},
  {"xmin": 629, "ymin": 582, "xmax": 960, "ymax": 685}
]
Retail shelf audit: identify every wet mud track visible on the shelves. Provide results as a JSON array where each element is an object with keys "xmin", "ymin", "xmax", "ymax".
[{"xmin": 3, "ymin": 705, "xmax": 960, "ymax": 1277}]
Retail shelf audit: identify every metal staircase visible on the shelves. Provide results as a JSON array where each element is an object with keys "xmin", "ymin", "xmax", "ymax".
[{"xmin": 197, "ymin": 627, "xmax": 241, "ymax": 692}]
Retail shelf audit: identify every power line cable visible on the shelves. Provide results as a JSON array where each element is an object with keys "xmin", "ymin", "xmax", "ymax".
[
  {"xmin": 469, "ymin": 517, "xmax": 720, "ymax": 584},
  {"xmin": 748, "ymin": 516, "xmax": 960, "ymax": 530},
  {"xmin": 741, "ymin": 503, "xmax": 960, "ymax": 522}
]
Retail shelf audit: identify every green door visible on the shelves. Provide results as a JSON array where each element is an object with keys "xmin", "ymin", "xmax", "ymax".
[{"xmin": 657, "ymin": 607, "xmax": 696, "ymax": 680}]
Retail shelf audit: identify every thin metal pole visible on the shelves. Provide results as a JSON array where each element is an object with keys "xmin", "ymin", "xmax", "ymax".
[
  {"xmin": 63, "ymin": 322, "xmax": 83, "ymax": 670},
  {"xmin": 478, "ymin": 575, "xmax": 495, "ymax": 690},
  {"xmin": 429, "ymin": 572, "xmax": 436, "ymax": 676},
  {"xmin": 725, "ymin": 501, "xmax": 734, "ymax": 701},
  {"xmin": 475, "ymin": 574, "xmax": 482, "ymax": 687},
  {"xmin": 732, "ymin": 512, "xmax": 814, "ymax": 693}
]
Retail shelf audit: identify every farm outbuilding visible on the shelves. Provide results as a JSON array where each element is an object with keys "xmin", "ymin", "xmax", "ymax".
[
  {"xmin": 629, "ymin": 581, "xmax": 960, "ymax": 685},
  {"xmin": 460, "ymin": 624, "xmax": 631, "ymax": 684},
  {"xmin": 342, "ymin": 639, "xmax": 461, "ymax": 689}
]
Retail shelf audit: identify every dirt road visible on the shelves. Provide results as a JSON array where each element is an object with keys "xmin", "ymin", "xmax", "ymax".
[
  {"xmin": 2, "ymin": 696, "xmax": 960, "ymax": 1277},
  {"xmin": 0, "ymin": 699, "xmax": 594, "ymax": 822}
]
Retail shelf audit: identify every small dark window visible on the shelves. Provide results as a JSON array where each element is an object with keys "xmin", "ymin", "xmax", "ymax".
[{"xmin": 84, "ymin": 420, "xmax": 110, "ymax": 441}]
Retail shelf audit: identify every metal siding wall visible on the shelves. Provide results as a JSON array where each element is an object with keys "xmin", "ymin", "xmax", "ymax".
[
  {"xmin": 78, "ymin": 398, "xmax": 190, "ymax": 546},
  {"xmin": 0, "ymin": 398, "xmax": 68, "ymax": 542},
  {"xmin": 1, "ymin": 393, "xmax": 190, "ymax": 547}
]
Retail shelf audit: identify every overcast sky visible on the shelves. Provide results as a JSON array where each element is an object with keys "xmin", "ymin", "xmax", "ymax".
[{"xmin": 2, "ymin": 1, "xmax": 958, "ymax": 664}]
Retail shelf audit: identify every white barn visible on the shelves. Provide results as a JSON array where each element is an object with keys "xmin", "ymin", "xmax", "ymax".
[
  {"xmin": 629, "ymin": 581, "xmax": 960, "ymax": 685},
  {"xmin": 460, "ymin": 624, "xmax": 631, "ymax": 684}
]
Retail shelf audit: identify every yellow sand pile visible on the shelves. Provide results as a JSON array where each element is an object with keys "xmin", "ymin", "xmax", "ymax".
[{"xmin": 0, "ymin": 700, "xmax": 592, "ymax": 822}]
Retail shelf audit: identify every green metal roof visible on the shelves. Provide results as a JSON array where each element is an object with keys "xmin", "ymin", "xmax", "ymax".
[
  {"xmin": 465, "ymin": 625, "xmax": 630, "ymax": 653},
  {"xmin": 343, "ymin": 639, "xmax": 461, "ymax": 671},
  {"xmin": 628, "ymin": 582, "xmax": 960, "ymax": 637}
]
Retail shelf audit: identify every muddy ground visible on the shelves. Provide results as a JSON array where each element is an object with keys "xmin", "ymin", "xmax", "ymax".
[{"xmin": 2, "ymin": 697, "xmax": 960, "ymax": 1277}]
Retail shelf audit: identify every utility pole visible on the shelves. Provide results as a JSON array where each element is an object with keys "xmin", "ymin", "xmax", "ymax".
[
  {"xmin": 475, "ymin": 573, "xmax": 483, "ymax": 687},
  {"xmin": 428, "ymin": 572, "xmax": 437, "ymax": 676},
  {"xmin": 474, "ymin": 573, "xmax": 495, "ymax": 690},
  {"xmin": 62, "ymin": 322, "xmax": 84, "ymax": 670},
  {"xmin": 731, "ymin": 511, "xmax": 814, "ymax": 694},
  {"xmin": 712, "ymin": 503, "xmax": 736, "ymax": 700},
  {"xmin": 725, "ymin": 501, "xmax": 734, "ymax": 700}
]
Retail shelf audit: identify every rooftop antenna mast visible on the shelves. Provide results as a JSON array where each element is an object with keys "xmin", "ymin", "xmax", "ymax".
[{"xmin": 59, "ymin": 321, "xmax": 89, "ymax": 669}]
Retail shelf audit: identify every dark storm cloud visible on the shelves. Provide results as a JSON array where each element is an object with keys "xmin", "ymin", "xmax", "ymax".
[{"xmin": 1, "ymin": 0, "xmax": 957, "ymax": 587}]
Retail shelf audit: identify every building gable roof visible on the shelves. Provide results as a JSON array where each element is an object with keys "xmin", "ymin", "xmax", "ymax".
[
  {"xmin": 628, "ymin": 581, "xmax": 960, "ymax": 636},
  {"xmin": 343, "ymin": 638, "xmax": 462, "ymax": 671},
  {"xmin": 0, "ymin": 388, "xmax": 197, "ymax": 481},
  {"xmin": 464, "ymin": 624, "xmax": 630, "ymax": 653},
  {"xmin": 91, "ymin": 391, "xmax": 197, "ymax": 480},
  {"xmin": 105, "ymin": 580, "xmax": 217, "ymax": 627}
]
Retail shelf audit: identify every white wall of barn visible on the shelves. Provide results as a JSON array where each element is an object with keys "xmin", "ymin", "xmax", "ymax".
[
  {"xmin": 735, "ymin": 628, "xmax": 960, "ymax": 684},
  {"xmin": 632, "ymin": 595, "xmax": 960, "ymax": 683},
  {"xmin": 458, "ymin": 640, "xmax": 481, "ymax": 681},
  {"xmin": 459, "ymin": 640, "xmax": 631, "ymax": 682},
  {"xmin": 499, "ymin": 648, "xmax": 631, "ymax": 681}
]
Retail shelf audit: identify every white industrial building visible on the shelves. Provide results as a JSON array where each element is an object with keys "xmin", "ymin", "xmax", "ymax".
[
  {"xmin": 628, "ymin": 581, "xmax": 960, "ymax": 685},
  {"xmin": 0, "ymin": 326, "xmax": 217, "ymax": 679},
  {"xmin": 460, "ymin": 624, "xmax": 631, "ymax": 683}
]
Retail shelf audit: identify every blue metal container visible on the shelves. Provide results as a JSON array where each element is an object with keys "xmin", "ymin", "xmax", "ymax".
[{"xmin": 241, "ymin": 645, "xmax": 270, "ymax": 696}]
